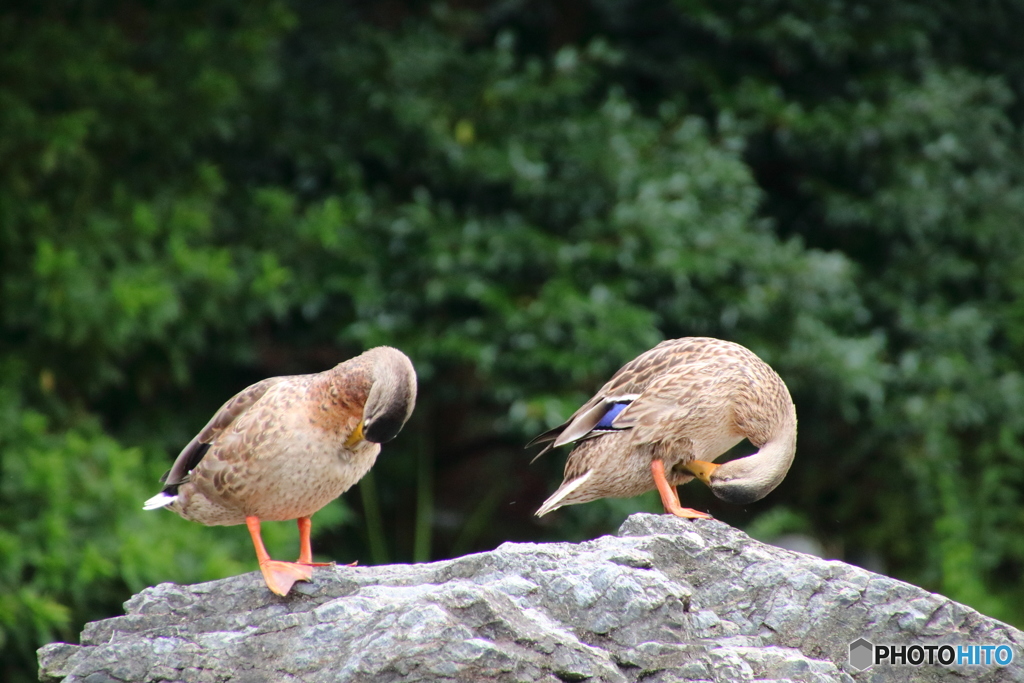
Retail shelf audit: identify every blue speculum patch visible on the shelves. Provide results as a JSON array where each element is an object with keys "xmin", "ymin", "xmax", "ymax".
[{"xmin": 595, "ymin": 401, "xmax": 629, "ymax": 430}]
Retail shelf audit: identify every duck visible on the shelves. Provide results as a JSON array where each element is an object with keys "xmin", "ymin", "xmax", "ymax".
[
  {"xmin": 144, "ymin": 346, "xmax": 417, "ymax": 595},
  {"xmin": 529, "ymin": 337, "xmax": 796, "ymax": 519}
]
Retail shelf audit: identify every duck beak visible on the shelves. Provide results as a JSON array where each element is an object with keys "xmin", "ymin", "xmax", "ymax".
[
  {"xmin": 682, "ymin": 460, "xmax": 720, "ymax": 487},
  {"xmin": 345, "ymin": 420, "xmax": 365, "ymax": 448}
]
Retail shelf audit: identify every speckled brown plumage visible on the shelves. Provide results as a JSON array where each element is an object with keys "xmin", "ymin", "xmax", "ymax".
[
  {"xmin": 145, "ymin": 346, "xmax": 417, "ymax": 594},
  {"xmin": 530, "ymin": 337, "xmax": 796, "ymax": 517}
]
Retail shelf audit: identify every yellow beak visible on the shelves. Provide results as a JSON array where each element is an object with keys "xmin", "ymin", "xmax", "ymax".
[
  {"xmin": 345, "ymin": 420, "xmax": 365, "ymax": 448},
  {"xmin": 682, "ymin": 459, "xmax": 720, "ymax": 487}
]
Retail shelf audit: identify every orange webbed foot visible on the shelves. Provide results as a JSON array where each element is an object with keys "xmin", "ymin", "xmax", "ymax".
[
  {"xmin": 668, "ymin": 506, "xmax": 712, "ymax": 519},
  {"xmin": 259, "ymin": 559, "xmax": 314, "ymax": 596},
  {"xmin": 651, "ymin": 459, "xmax": 713, "ymax": 520}
]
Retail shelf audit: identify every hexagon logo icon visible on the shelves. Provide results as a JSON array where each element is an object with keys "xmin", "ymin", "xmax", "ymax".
[{"xmin": 849, "ymin": 638, "xmax": 874, "ymax": 671}]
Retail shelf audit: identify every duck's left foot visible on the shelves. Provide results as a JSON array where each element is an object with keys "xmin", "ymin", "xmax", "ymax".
[{"xmin": 296, "ymin": 560, "xmax": 358, "ymax": 568}]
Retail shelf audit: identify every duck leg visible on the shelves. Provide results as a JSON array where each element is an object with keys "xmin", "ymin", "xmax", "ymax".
[
  {"xmin": 651, "ymin": 460, "xmax": 711, "ymax": 519},
  {"xmin": 297, "ymin": 516, "xmax": 358, "ymax": 568},
  {"xmin": 246, "ymin": 516, "xmax": 313, "ymax": 596},
  {"xmin": 296, "ymin": 517, "xmax": 333, "ymax": 566}
]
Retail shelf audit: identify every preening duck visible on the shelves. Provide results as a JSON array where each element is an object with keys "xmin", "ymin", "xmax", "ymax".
[
  {"xmin": 529, "ymin": 337, "xmax": 796, "ymax": 518},
  {"xmin": 144, "ymin": 346, "xmax": 417, "ymax": 595}
]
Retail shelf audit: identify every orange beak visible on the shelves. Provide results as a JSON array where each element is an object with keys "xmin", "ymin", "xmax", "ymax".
[
  {"xmin": 345, "ymin": 420, "xmax": 365, "ymax": 448},
  {"xmin": 683, "ymin": 459, "xmax": 720, "ymax": 487}
]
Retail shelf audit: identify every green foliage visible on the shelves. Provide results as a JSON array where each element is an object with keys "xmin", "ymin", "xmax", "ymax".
[
  {"xmin": 3, "ymin": 1, "xmax": 1024, "ymax": 680},
  {"xmin": 613, "ymin": 0, "xmax": 1024, "ymax": 622},
  {"xmin": 0, "ymin": 367, "xmax": 308, "ymax": 681}
]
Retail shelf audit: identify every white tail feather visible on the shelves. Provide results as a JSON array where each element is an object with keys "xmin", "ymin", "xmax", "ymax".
[
  {"xmin": 535, "ymin": 469, "xmax": 594, "ymax": 517},
  {"xmin": 143, "ymin": 492, "xmax": 177, "ymax": 510}
]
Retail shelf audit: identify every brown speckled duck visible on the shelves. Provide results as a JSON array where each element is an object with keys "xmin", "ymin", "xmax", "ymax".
[
  {"xmin": 530, "ymin": 337, "xmax": 796, "ymax": 519},
  {"xmin": 144, "ymin": 346, "xmax": 417, "ymax": 596}
]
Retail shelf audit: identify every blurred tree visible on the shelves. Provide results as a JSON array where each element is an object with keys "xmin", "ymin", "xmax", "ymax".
[{"xmin": 2, "ymin": 1, "xmax": 1024, "ymax": 680}]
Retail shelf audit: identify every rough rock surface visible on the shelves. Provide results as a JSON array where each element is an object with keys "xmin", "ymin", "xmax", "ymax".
[{"xmin": 39, "ymin": 514, "xmax": 1022, "ymax": 682}]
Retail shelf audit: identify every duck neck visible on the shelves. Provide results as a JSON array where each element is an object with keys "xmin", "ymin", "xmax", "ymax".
[
  {"xmin": 714, "ymin": 409, "xmax": 797, "ymax": 504},
  {"xmin": 362, "ymin": 347, "xmax": 418, "ymax": 443},
  {"xmin": 749, "ymin": 418, "xmax": 797, "ymax": 493}
]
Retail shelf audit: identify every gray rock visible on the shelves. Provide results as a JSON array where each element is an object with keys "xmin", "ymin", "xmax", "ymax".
[{"xmin": 38, "ymin": 514, "xmax": 1023, "ymax": 682}]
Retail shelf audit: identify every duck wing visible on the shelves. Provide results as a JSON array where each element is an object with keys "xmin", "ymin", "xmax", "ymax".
[
  {"xmin": 161, "ymin": 376, "xmax": 289, "ymax": 488},
  {"xmin": 526, "ymin": 339, "xmax": 698, "ymax": 458}
]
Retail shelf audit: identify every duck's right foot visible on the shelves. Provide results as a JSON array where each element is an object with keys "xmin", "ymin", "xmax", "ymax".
[{"xmin": 259, "ymin": 559, "xmax": 314, "ymax": 596}]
